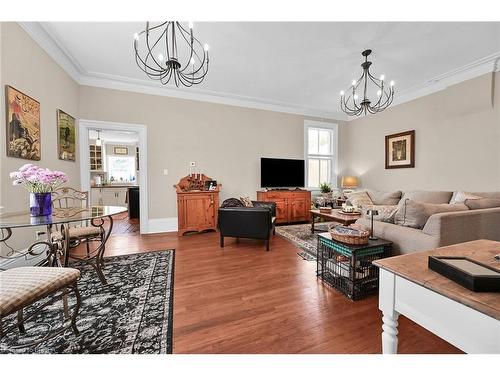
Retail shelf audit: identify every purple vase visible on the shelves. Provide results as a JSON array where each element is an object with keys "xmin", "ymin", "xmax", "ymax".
[{"xmin": 30, "ymin": 192, "xmax": 53, "ymax": 217}]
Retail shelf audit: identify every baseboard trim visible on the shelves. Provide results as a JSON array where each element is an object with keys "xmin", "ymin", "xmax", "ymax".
[{"xmin": 146, "ymin": 217, "xmax": 178, "ymax": 234}]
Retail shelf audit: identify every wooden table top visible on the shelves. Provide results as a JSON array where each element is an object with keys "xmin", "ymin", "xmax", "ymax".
[
  {"xmin": 310, "ymin": 209, "xmax": 361, "ymax": 220},
  {"xmin": 374, "ymin": 240, "xmax": 500, "ymax": 320}
]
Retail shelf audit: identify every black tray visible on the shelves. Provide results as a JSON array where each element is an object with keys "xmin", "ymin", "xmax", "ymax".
[{"xmin": 428, "ymin": 256, "xmax": 500, "ymax": 293}]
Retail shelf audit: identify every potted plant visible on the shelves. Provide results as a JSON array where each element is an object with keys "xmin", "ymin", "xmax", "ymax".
[
  {"xmin": 319, "ymin": 182, "xmax": 332, "ymax": 198},
  {"xmin": 10, "ymin": 164, "xmax": 68, "ymax": 216}
]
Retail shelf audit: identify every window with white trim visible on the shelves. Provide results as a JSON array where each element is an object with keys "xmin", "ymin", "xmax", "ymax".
[{"xmin": 305, "ymin": 124, "xmax": 337, "ymax": 189}]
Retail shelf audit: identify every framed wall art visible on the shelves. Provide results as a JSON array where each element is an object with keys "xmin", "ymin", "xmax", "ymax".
[
  {"xmin": 57, "ymin": 109, "xmax": 76, "ymax": 161},
  {"xmin": 114, "ymin": 146, "xmax": 129, "ymax": 155},
  {"xmin": 5, "ymin": 85, "xmax": 41, "ymax": 160},
  {"xmin": 385, "ymin": 130, "xmax": 415, "ymax": 169}
]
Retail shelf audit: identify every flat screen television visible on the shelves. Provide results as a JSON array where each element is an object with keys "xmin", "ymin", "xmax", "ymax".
[{"xmin": 260, "ymin": 157, "xmax": 305, "ymax": 188}]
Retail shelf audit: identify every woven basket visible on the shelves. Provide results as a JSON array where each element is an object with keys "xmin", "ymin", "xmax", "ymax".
[
  {"xmin": 319, "ymin": 207, "xmax": 332, "ymax": 214},
  {"xmin": 330, "ymin": 226, "xmax": 370, "ymax": 245}
]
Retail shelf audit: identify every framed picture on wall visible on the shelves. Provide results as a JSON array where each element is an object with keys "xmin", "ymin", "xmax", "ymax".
[
  {"xmin": 385, "ymin": 130, "xmax": 415, "ymax": 169},
  {"xmin": 5, "ymin": 85, "xmax": 41, "ymax": 160},
  {"xmin": 114, "ymin": 146, "xmax": 129, "ymax": 155},
  {"xmin": 57, "ymin": 109, "xmax": 76, "ymax": 161}
]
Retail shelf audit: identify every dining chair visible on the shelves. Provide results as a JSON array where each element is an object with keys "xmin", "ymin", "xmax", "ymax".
[
  {"xmin": 0, "ymin": 264, "xmax": 81, "ymax": 348},
  {"xmin": 51, "ymin": 187, "xmax": 105, "ymax": 264}
]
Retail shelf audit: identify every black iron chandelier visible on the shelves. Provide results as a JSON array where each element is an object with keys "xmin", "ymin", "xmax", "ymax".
[
  {"xmin": 133, "ymin": 22, "xmax": 209, "ymax": 87},
  {"xmin": 340, "ymin": 49, "xmax": 395, "ymax": 116}
]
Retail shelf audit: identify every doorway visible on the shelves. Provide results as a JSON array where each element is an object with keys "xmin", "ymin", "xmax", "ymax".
[{"xmin": 78, "ymin": 120, "xmax": 148, "ymax": 234}]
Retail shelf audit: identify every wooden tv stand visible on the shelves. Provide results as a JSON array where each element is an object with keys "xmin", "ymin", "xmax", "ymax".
[{"xmin": 257, "ymin": 189, "xmax": 311, "ymax": 224}]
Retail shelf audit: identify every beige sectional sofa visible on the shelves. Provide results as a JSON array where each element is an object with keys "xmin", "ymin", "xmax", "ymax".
[{"xmin": 354, "ymin": 190, "xmax": 500, "ymax": 255}]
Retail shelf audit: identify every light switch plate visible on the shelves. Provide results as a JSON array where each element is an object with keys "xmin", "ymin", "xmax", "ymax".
[
  {"xmin": 163, "ymin": 169, "xmax": 168, "ymax": 176},
  {"xmin": 190, "ymin": 161, "xmax": 196, "ymax": 167}
]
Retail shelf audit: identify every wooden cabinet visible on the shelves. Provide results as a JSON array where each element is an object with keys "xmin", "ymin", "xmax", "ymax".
[
  {"xmin": 175, "ymin": 175, "xmax": 220, "ymax": 236},
  {"xmin": 257, "ymin": 190, "xmax": 311, "ymax": 224}
]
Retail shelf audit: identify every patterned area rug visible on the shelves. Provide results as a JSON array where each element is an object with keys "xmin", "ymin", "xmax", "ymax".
[
  {"xmin": 276, "ymin": 223, "xmax": 333, "ymax": 261},
  {"xmin": 0, "ymin": 250, "xmax": 175, "ymax": 354}
]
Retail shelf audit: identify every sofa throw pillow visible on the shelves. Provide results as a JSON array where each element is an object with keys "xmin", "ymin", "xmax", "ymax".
[
  {"xmin": 366, "ymin": 190, "xmax": 402, "ymax": 205},
  {"xmin": 345, "ymin": 191, "xmax": 373, "ymax": 207},
  {"xmin": 450, "ymin": 191, "xmax": 483, "ymax": 204},
  {"xmin": 394, "ymin": 199, "xmax": 468, "ymax": 229},
  {"xmin": 240, "ymin": 196, "xmax": 254, "ymax": 207},
  {"xmin": 465, "ymin": 198, "xmax": 500, "ymax": 210},
  {"xmin": 362, "ymin": 205, "xmax": 398, "ymax": 223}
]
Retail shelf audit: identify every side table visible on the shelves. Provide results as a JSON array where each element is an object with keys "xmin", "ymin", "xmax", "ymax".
[{"xmin": 317, "ymin": 232, "xmax": 392, "ymax": 300}]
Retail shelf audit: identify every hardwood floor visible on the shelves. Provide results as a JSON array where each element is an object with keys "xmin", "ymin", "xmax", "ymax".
[
  {"xmin": 110, "ymin": 212, "xmax": 140, "ymax": 234},
  {"xmin": 82, "ymin": 218, "xmax": 462, "ymax": 354}
]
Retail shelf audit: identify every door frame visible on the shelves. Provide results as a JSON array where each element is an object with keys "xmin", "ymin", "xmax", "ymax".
[{"xmin": 78, "ymin": 119, "xmax": 149, "ymax": 234}]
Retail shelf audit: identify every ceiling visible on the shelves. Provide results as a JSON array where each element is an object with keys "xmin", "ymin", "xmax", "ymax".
[
  {"xmin": 28, "ymin": 22, "xmax": 500, "ymax": 119},
  {"xmin": 89, "ymin": 129, "xmax": 139, "ymax": 143}
]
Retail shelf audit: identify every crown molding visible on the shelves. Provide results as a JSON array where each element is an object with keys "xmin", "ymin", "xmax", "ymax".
[
  {"xmin": 18, "ymin": 22, "xmax": 500, "ymax": 123},
  {"xmin": 391, "ymin": 51, "xmax": 500, "ymax": 109},
  {"xmin": 79, "ymin": 70, "xmax": 346, "ymax": 120},
  {"xmin": 18, "ymin": 22, "xmax": 84, "ymax": 82}
]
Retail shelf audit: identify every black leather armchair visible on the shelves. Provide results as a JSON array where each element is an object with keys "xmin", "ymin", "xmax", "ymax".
[{"xmin": 218, "ymin": 201, "xmax": 276, "ymax": 251}]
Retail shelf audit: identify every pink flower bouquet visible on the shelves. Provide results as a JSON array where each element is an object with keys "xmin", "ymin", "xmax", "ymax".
[{"xmin": 10, "ymin": 164, "xmax": 68, "ymax": 193}]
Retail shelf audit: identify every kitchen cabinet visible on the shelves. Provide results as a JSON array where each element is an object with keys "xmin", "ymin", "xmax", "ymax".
[{"xmin": 91, "ymin": 187, "xmax": 128, "ymax": 207}]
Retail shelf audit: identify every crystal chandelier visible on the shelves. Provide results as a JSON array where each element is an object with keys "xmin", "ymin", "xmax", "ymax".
[
  {"xmin": 133, "ymin": 22, "xmax": 209, "ymax": 87},
  {"xmin": 340, "ymin": 49, "xmax": 395, "ymax": 116}
]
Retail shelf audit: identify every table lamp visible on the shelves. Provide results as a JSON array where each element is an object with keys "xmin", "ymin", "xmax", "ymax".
[
  {"xmin": 341, "ymin": 176, "xmax": 359, "ymax": 197},
  {"xmin": 366, "ymin": 209, "xmax": 379, "ymax": 240}
]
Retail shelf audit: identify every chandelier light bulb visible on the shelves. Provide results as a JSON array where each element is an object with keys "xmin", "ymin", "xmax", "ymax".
[
  {"xmin": 390, "ymin": 80, "xmax": 395, "ymax": 87},
  {"xmin": 340, "ymin": 90, "xmax": 345, "ymax": 96},
  {"xmin": 380, "ymin": 74, "xmax": 385, "ymax": 81},
  {"xmin": 377, "ymin": 90, "xmax": 382, "ymax": 96},
  {"xmin": 190, "ymin": 57, "xmax": 195, "ymax": 65},
  {"xmin": 188, "ymin": 21, "xmax": 194, "ymax": 29},
  {"xmin": 204, "ymin": 43, "xmax": 210, "ymax": 52},
  {"xmin": 354, "ymin": 94, "xmax": 359, "ymax": 100},
  {"xmin": 158, "ymin": 53, "xmax": 164, "ymax": 62},
  {"xmin": 351, "ymin": 80, "xmax": 357, "ymax": 86},
  {"xmin": 133, "ymin": 32, "xmax": 139, "ymax": 41}
]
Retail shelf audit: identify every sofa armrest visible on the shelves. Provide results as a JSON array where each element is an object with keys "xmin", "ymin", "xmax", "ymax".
[
  {"xmin": 356, "ymin": 218, "xmax": 439, "ymax": 255},
  {"xmin": 423, "ymin": 207, "xmax": 500, "ymax": 246},
  {"xmin": 252, "ymin": 201, "xmax": 276, "ymax": 217}
]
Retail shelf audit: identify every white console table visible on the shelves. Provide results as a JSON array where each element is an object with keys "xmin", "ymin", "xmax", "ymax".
[{"xmin": 374, "ymin": 239, "xmax": 500, "ymax": 354}]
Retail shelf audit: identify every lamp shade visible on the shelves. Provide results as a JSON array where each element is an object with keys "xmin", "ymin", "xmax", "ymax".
[{"xmin": 341, "ymin": 176, "xmax": 358, "ymax": 189}]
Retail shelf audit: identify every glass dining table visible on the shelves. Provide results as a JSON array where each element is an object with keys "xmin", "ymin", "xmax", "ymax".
[{"xmin": 0, "ymin": 206, "xmax": 127, "ymax": 285}]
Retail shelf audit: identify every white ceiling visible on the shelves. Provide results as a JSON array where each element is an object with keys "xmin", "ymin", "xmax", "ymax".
[{"xmin": 28, "ymin": 22, "xmax": 500, "ymax": 119}]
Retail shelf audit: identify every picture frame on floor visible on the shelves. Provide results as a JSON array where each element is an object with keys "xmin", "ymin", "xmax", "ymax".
[{"xmin": 385, "ymin": 130, "xmax": 415, "ymax": 169}]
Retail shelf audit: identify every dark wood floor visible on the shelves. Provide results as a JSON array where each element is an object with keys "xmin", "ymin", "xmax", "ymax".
[{"xmin": 83, "ymin": 217, "xmax": 462, "ymax": 354}]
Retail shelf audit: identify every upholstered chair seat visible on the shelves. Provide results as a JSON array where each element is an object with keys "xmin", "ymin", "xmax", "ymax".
[
  {"xmin": 51, "ymin": 226, "xmax": 102, "ymax": 241},
  {"xmin": 0, "ymin": 267, "xmax": 80, "ymax": 318}
]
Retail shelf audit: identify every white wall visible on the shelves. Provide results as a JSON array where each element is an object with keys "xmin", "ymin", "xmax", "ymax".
[
  {"xmin": 78, "ymin": 85, "xmax": 337, "ymax": 220},
  {"xmin": 339, "ymin": 73, "xmax": 500, "ymax": 192},
  {"xmin": 1, "ymin": 22, "xmax": 80, "ymax": 255}
]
